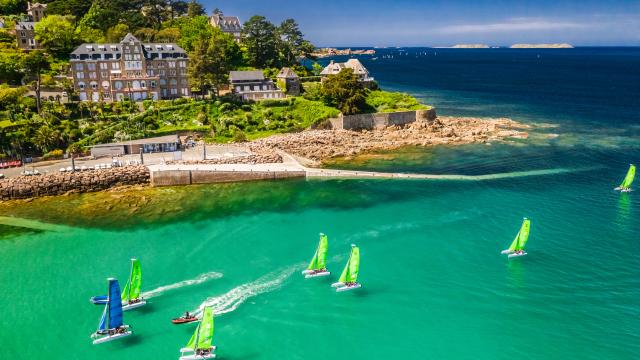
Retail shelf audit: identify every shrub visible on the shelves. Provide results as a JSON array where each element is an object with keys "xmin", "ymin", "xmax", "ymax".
[
  {"xmin": 232, "ymin": 129, "xmax": 247, "ymax": 143},
  {"xmin": 43, "ymin": 149, "xmax": 64, "ymax": 160}
]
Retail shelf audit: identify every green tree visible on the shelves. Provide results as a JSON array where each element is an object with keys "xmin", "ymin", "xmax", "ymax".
[
  {"xmin": 175, "ymin": 15, "xmax": 211, "ymax": 52},
  {"xmin": 242, "ymin": 16, "xmax": 278, "ymax": 68},
  {"xmin": 187, "ymin": 0, "xmax": 205, "ymax": 17},
  {"xmin": 105, "ymin": 24, "xmax": 130, "ymax": 42},
  {"xmin": 47, "ymin": 0, "xmax": 92, "ymax": 19},
  {"xmin": 34, "ymin": 15, "xmax": 80, "ymax": 57},
  {"xmin": 311, "ymin": 62, "xmax": 323, "ymax": 76},
  {"xmin": 0, "ymin": 46, "xmax": 25, "ymax": 84},
  {"xmin": 156, "ymin": 27, "xmax": 181, "ymax": 42},
  {"xmin": 21, "ymin": 51, "xmax": 50, "ymax": 114},
  {"xmin": 0, "ymin": 0, "xmax": 27, "ymax": 15},
  {"xmin": 187, "ymin": 28, "xmax": 240, "ymax": 97},
  {"xmin": 320, "ymin": 69, "xmax": 368, "ymax": 115},
  {"xmin": 134, "ymin": 27, "xmax": 157, "ymax": 42}
]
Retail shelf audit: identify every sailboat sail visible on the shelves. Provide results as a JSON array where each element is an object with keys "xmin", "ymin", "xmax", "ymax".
[
  {"xmin": 122, "ymin": 259, "xmax": 142, "ymax": 302},
  {"xmin": 307, "ymin": 234, "xmax": 328, "ymax": 271},
  {"xmin": 186, "ymin": 307, "xmax": 215, "ymax": 351},
  {"xmin": 97, "ymin": 306, "xmax": 107, "ymax": 331},
  {"xmin": 508, "ymin": 219, "xmax": 530, "ymax": 251},
  {"xmin": 347, "ymin": 246, "xmax": 360, "ymax": 283},
  {"xmin": 619, "ymin": 164, "xmax": 636, "ymax": 189},
  {"xmin": 108, "ymin": 279, "xmax": 124, "ymax": 329},
  {"xmin": 339, "ymin": 245, "xmax": 360, "ymax": 283}
]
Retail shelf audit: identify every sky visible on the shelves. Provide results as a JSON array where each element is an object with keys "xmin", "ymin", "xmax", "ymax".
[{"xmin": 202, "ymin": 0, "xmax": 640, "ymax": 46}]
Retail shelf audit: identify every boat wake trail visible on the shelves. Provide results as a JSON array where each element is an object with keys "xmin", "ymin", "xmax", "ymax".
[
  {"xmin": 141, "ymin": 271, "xmax": 223, "ymax": 299},
  {"xmin": 192, "ymin": 265, "xmax": 299, "ymax": 317}
]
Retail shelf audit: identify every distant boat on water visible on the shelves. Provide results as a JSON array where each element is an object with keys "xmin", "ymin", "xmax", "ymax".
[{"xmin": 615, "ymin": 164, "xmax": 635, "ymax": 192}]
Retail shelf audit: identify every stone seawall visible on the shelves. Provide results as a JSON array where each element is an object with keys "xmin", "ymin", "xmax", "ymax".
[
  {"xmin": 329, "ymin": 109, "xmax": 437, "ymax": 130},
  {"xmin": 150, "ymin": 169, "xmax": 306, "ymax": 186},
  {"xmin": 0, "ymin": 166, "xmax": 150, "ymax": 201}
]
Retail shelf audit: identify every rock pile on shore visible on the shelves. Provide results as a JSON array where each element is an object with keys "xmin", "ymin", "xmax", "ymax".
[
  {"xmin": 250, "ymin": 116, "xmax": 529, "ymax": 162},
  {"xmin": 0, "ymin": 166, "xmax": 150, "ymax": 201},
  {"xmin": 167, "ymin": 151, "xmax": 282, "ymax": 165}
]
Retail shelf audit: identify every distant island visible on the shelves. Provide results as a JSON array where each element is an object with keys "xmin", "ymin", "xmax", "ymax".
[
  {"xmin": 312, "ymin": 48, "xmax": 376, "ymax": 58},
  {"xmin": 510, "ymin": 43, "xmax": 574, "ymax": 49},
  {"xmin": 450, "ymin": 44, "xmax": 490, "ymax": 49}
]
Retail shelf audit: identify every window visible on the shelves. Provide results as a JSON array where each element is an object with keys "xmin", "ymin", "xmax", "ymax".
[
  {"xmin": 159, "ymin": 79, "xmax": 166, "ymax": 86},
  {"xmin": 89, "ymin": 72, "xmax": 97, "ymax": 79},
  {"xmin": 102, "ymin": 81, "xmax": 110, "ymax": 90},
  {"xmin": 101, "ymin": 71, "xmax": 108, "ymax": 78},
  {"xmin": 181, "ymin": 88, "xmax": 188, "ymax": 95},
  {"xmin": 168, "ymin": 61, "xmax": 176, "ymax": 68},
  {"xmin": 179, "ymin": 61, "xmax": 186, "ymax": 68},
  {"xmin": 140, "ymin": 81, "xmax": 146, "ymax": 88},
  {"xmin": 171, "ymin": 88, "xmax": 178, "ymax": 95},
  {"xmin": 88, "ymin": 63, "xmax": 96, "ymax": 70},
  {"xmin": 150, "ymin": 81, "xmax": 156, "ymax": 88},
  {"xmin": 99, "ymin": 63, "xmax": 108, "ymax": 70},
  {"xmin": 90, "ymin": 81, "xmax": 98, "ymax": 90},
  {"xmin": 75, "ymin": 63, "xmax": 84, "ymax": 71},
  {"xmin": 114, "ymin": 81, "xmax": 123, "ymax": 90},
  {"xmin": 76, "ymin": 72, "xmax": 84, "ymax": 79},
  {"xmin": 170, "ymin": 79, "xmax": 177, "ymax": 86},
  {"xmin": 78, "ymin": 82, "xmax": 86, "ymax": 90},
  {"xmin": 112, "ymin": 63, "xmax": 120, "ymax": 70}
]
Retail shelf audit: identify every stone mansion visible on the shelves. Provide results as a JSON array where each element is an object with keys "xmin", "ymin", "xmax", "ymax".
[{"xmin": 69, "ymin": 34, "xmax": 190, "ymax": 102}]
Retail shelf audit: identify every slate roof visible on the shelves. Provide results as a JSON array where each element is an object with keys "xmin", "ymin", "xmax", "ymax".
[
  {"xmin": 277, "ymin": 67, "xmax": 299, "ymax": 79},
  {"xmin": 229, "ymin": 70, "xmax": 265, "ymax": 82},
  {"xmin": 70, "ymin": 33, "xmax": 186, "ymax": 57},
  {"xmin": 16, "ymin": 21, "xmax": 36, "ymax": 30},
  {"xmin": 320, "ymin": 59, "xmax": 370, "ymax": 77},
  {"xmin": 211, "ymin": 15, "xmax": 242, "ymax": 31}
]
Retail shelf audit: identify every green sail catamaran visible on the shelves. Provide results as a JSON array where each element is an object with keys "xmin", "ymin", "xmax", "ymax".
[
  {"xmin": 332, "ymin": 244, "xmax": 361, "ymax": 292},
  {"xmin": 179, "ymin": 306, "xmax": 216, "ymax": 360},
  {"xmin": 121, "ymin": 258, "xmax": 146, "ymax": 310},
  {"xmin": 501, "ymin": 218, "xmax": 530, "ymax": 258},
  {"xmin": 615, "ymin": 164, "xmax": 635, "ymax": 192},
  {"xmin": 302, "ymin": 233, "xmax": 331, "ymax": 278}
]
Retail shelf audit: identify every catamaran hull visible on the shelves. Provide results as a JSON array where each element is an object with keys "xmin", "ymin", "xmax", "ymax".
[
  {"xmin": 92, "ymin": 330, "xmax": 132, "ymax": 345},
  {"xmin": 122, "ymin": 299, "xmax": 147, "ymax": 311},
  {"xmin": 508, "ymin": 252, "xmax": 527, "ymax": 259},
  {"xmin": 614, "ymin": 187, "xmax": 633, "ymax": 192},
  {"xmin": 305, "ymin": 271, "xmax": 331, "ymax": 278},
  {"xmin": 500, "ymin": 250, "xmax": 513, "ymax": 255},
  {"xmin": 179, "ymin": 354, "xmax": 216, "ymax": 360},
  {"xmin": 90, "ymin": 295, "xmax": 108, "ymax": 305},
  {"xmin": 336, "ymin": 283, "xmax": 362, "ymax": 292},
  {"xmin": 179, "ymin": 346, "xmax": 216, "ymax": 360},
  {"xmin": 331, "ymin": 282, "xmax": 344, "ymax": 288}
]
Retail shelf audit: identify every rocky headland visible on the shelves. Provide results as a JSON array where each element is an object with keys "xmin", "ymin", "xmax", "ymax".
[{"xmin": 249, "ymin": 116, "xmax": 529, "ymax": 163}]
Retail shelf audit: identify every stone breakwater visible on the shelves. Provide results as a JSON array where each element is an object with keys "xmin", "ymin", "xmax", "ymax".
[
  {"xmin": 0, "ymin": 166, "xmax": 149, "ymax": 201},
  {"xmin": 250, "ymin": 116, "xmax": 529, "ymax": 162}
]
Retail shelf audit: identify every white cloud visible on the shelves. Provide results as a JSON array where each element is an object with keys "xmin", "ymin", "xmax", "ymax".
[{"xmin": 437, "ymin": 18, "xmax": 585, "ymax": 34}]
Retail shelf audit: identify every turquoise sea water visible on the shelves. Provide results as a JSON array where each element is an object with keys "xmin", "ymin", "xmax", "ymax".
[{"xmin": 1, "ymin": 48, "xmax": 639, "ymax": 359}]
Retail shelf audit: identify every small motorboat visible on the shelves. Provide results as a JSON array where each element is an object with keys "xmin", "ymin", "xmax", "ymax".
[{"xmin": 172, "ymin": 314, "xmax": 199, "ymax": 325}]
